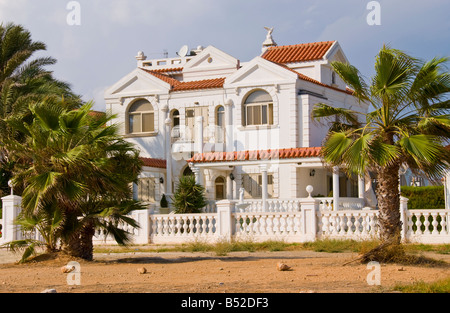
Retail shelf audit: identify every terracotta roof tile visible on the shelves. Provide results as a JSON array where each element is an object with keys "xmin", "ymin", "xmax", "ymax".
[
  {"xmin": 189, "ymin": 147, "xmax": 321, "ymax": 163},
  {"xmin": 141, "ymin": 68, "xmax": 225, "ymax": 92},
  {"xmin": 172, "ymin": 77, "xmax": 225, "ymax": 91},
  {"xmin": 262, "ymin": 41, "xmax": 335, "ymax": 64},
  {"xmin": 140, "ymin": 157, "xmax": 167, "ymax": 169}
]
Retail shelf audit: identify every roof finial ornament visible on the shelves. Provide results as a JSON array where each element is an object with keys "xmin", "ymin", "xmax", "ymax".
[{"xmin": 262, "ymin": 26, "xmax": 277, "ymax": 54}]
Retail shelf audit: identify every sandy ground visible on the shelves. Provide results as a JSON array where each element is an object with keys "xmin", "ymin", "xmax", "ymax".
[{"xmin": 0, "ymin": 247, "xmax": 448, "ymax": 293}]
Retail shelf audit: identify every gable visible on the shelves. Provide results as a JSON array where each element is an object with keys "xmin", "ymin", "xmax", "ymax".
[
  {"xmin": 225, "ymin": 56, "xmax": 298, "ymax": 87},
  {"xmin": 104, "ymin": 68, "xmax": 170, "ymax": 99},
  {"xmin": 182, "ymin": 46, "xmax": 239, "ymax": 79}
]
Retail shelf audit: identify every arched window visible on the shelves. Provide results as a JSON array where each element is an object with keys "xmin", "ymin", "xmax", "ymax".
[
  {"xmin": 128, "ymin": 99, "xmax": 154, "ymax": 134},
  {"xmin": 171, "ymin": 109, "xmax": 180, "ymax": 127},
  {"xmin": 243, "ymin": 90, "xmax": 273, "ymax": 126},
  {"xmin": 215, "ymin": 176, "xmax": 225, "ymax": 200},
  {"xmin": 216, "ymin": 105, "xmax": 224, "ymax": 127},
  {"xmin": 183, "ymin": 166, "xmax": 194, "ymax": 177}
]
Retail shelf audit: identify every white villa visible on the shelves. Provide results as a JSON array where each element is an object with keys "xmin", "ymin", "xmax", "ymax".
[
  {"xmin": 1, "ymin": 30, "xmax": 448, "ymax": 247},
  {"xmin": 104, "ymin": 30, "xmax": 374, "ymax": 212}
]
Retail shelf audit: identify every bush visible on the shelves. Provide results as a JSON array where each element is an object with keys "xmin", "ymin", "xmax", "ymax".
[
  {"xmin": 401, "ymin": 186, "xmax": 445, "ymax": 210},
  {"xmin": 172, "ymin": 175, "xmax": 207, "ymax": 214}
]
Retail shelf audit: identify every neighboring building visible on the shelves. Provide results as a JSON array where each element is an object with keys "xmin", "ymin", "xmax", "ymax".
[{"xmin": 104, "ymin": 29, "xmax": 371, "ymax": 210}]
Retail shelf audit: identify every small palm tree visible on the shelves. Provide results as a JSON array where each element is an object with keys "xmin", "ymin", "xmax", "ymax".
[
  {"xmin": 312, "ymin": 46, "xmax": 449, "ymax": 257},
  {"xmin": 173, "ymin": 175, "xmax": 207, "ymax": 214},
  {"xmin": 6, "ymin": 99, "xmax": 145, "ymax": 261}
]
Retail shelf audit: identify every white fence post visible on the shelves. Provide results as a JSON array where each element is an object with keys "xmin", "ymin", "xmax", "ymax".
[
  {"xmin": 131, "ymin": 208, "xmax": 151, "ymax": 244},
  {"xmin": 400, "ymin": 196, "xmax": 409, "ymax": 242},
  {"xmin": 216, "ymin": 200, "xmax": 234, "ymax": 241},
  {"xmin": 300, "ymin": 188, "xmax": 320, "ymax": 242},
  {"xmin": 1, "ymin": 195, "xmax": 22, "ymax": 243}
]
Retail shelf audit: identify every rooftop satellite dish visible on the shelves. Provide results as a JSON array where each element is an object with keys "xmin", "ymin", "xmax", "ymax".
[{"xmin": 178, "ymin": 45, "xmax": 189, "ymax": 57}]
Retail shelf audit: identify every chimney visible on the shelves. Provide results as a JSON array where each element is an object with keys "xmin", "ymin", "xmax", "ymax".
[{"xmin": 136, "ymin": 51, "xmax": 147, "ymax": 67}]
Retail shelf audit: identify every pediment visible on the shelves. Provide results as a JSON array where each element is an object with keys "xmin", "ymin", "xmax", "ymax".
[
  {"xmin": 225, "ymin": 57, "xmax": 298, "ymax": 87},
  {"xmin": 104, "ymin": 68, "xmax": 170, "ymax": 99},
  {"xmin": 183, "ymin": 46, "xmax": 239, "ymax": 73}
]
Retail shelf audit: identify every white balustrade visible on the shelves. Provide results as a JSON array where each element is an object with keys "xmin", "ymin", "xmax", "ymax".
[
  {"xmin": 404, "ymin": 209, "xmax": 450, "ymax": 243},
  {"xmin": 150, "ymin": 213, "xmax": 218, "ymax": 244},
  {"xmin": 319, "ymin": 210, "xmax": 378, "ymax": 240},
  {"xmin": 234, "ymin": 212, "xmax": 303, "ymax": 242},
  {"xmin": 317, "ymin": 197, "xmax": 365, "ymax": 211},
  {"xmin": 239, "ymin": 199, "xmax": 302, "ymax": 213}
]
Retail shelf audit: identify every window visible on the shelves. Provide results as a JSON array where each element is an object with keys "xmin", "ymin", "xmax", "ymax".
[
  {"xmin": 215, "ymin": 176, "xmax": 225, "ymax": 200},
  {"xmin": 171, "ymin": 110, "xmax": 180, "ymax": 139},
  {"xmin": 242, "ymin": 173, "xmax": 273, "ymax": 199},
  {"xmin": 332, "ymin": 71, "xmax": 337, "ymax": 85},
  {"xmin": 243, "ymin": 90, "xmax": 273, "ymax": 126},
  {"xmin": 137, "ymin": 178, "xmax": 156, "ymax": 202},
  {"xmin": 216, "ymin": 106, "xmax": 224, "ymax": 127},
  {"xmin": 171, "ymin": 109, "xmax": 180, "ymax": 127},
  {"xmin": 128, "ymin": 99, "xmax": 154, "ymax": 134}
]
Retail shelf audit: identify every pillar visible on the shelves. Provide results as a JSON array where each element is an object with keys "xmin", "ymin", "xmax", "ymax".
[
  {"xmin": 164, "ymin": 118, "xmax": 173, "ymax": 198},
  {"xmin": 300, "ymin": 186, "xmax": 320, "ymax": 242},
  {"xmin": 226, "ymin": 173, "xmax": 233, "ymax": 200},
  {"xmin": 332, "ymin": 166, "xmax": 340, "ymax": 211},
  {"xmin": 358, "ymin": 175, "xmax": 365, "ymax": 199},
  {"xmin": 1, "ymin": 195, "xmax": 22, "ymax": 242},
  {"xmin": 224, "ymin": 99, "xmax": 233, "ymax": 151},
  {"xmin": 260, "ymin": 164, "xmax": 268, "ymax": 211},
  {"xmin": 195, "ymin": 116, "xmax": 204, "ymax": 155},
  {"xmin": 445, "ymin": 170, "xmax": 450, "ymax": 210},
  {"xmin": 216, "ymin": 200, "xmax": 234, "ymax": 241}
]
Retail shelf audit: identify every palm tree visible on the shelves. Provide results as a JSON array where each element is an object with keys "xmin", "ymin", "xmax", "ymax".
[
  {"xmin": 312, "ymin": 46, "xmax": 449, "ymax": 254},
  {"xmin": 6, "ymin": 99, "xmax": 145, "ymax": 260},
  {"xmin": 0, "ymin": 22, "xmax": 81, "ymax": 197}
]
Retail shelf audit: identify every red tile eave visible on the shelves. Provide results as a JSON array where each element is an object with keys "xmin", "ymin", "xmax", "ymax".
[
  {"xmin": 140, "ymin": 157, "xmax": 167, "ymax": 169},
  {"xmin": 188, "ymin": 147, "xmax": 322, "ymax": 164}
]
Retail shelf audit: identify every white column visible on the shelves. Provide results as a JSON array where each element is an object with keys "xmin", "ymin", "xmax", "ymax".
[
  {"xmin": 332, "ymin": 166, "xmax": 339, "ymax": 211},
  {"xmin": 164, "ymin": 118, "xmax": 173, "ymax": 197},
  {"xmin": 1, "ymin": 195, "xmax": 22, "ymax": 242},
  {"xmin": 358, "ymin": 175, "xmax": 365, "ymax": 199},
  {"xmin": 196, "ymin": 116, "xmax": 204, "ymax": 154},
  {"xmin": 445, "ymin": 170, "xmax": 450, "ymax": 210},
  {"xmin": 260, "ymin": 164, "xmax": 268, "ymax": 212},
  {"xmin": 226, "ymin": 173, "xmax": 233, "ymax": 200},
  {"xmin": 224, "ymin": 99, "xmax": 233, "ymax": 151}
]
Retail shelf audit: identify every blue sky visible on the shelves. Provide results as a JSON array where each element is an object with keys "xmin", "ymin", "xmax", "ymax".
[{"xmin": 1, "ymin": 0, "xmax": 449, "ymax": 111}]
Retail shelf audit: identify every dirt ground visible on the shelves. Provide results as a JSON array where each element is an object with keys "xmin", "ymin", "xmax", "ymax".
[{"xmin": 0, "ymin": 247, "xmax": 448, "ymax": 293}]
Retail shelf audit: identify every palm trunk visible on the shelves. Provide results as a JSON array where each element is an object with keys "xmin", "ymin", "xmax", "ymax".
[
  {"xmin": 79, "ymin": 222, "xmax": 95, "ymax": 261},
  {"xmin": 375, "ymin": 162, "xmax": 402, "ymax": 245},
  {"xmin": 62, "ymin": 223, "xmax": 95, "ymax": 261}
]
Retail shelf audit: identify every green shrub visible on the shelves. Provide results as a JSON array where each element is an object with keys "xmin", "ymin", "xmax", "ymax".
[
  {"xmin": 401, "ymin": 186, "xmax": 445, "ymax": 210},
  {"xmin": 172, "ymin": 175, "xmax": 207, "ymax": 214}
]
